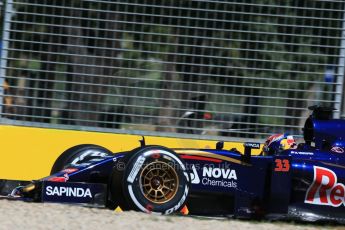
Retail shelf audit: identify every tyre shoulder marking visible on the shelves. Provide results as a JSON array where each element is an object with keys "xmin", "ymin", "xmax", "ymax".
[
  {"xmin": 164, "ymin": 185, "xmax": 189, "ymax": 214},
  {"xmin": 144, "ymin": 150, "xmax": 186, "ymax": 171},
  {"xmin": 127, "ymin": 155, "xmax": 146, "ymax": 183},
  {"xmin": 127, "ymin": 184, "xmax": 161, "ymax": 214}
]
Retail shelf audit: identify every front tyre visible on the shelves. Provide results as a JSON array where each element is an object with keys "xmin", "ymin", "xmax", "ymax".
[
  {"xmin": 51, "ymin": 144, "xmax": 113, "ymax": 174},
  {"xmin": 115, "ymin": 146, "xmax": 190, "ymax": 214}
]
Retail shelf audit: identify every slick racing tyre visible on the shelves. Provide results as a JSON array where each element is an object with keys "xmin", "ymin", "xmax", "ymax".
[
  {"xmin": 51, "ymin": 144, "xmax": 113, "ymax": 174},
  {"xmin": 111, "ymin": 146, "xmax": 190, "ymax": 214}
]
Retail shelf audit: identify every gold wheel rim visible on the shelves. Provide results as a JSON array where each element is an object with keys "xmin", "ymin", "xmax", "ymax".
[{"xmin": 140, "ymin": 161, "xmax": 179, "ymax": 204}]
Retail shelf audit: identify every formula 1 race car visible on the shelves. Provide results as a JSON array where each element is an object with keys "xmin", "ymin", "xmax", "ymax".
[{"xmin": 1, "ymin": 106, "xmax": 345, "ymax": 223}]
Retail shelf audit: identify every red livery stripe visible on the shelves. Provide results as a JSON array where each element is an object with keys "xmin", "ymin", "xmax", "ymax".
[
  {"xmin": 47, "ymin": 177, "xmax": 66, "ymax": 182},
  {"xmin": 180, "ymin": 154, "xmax": 222, "ymax": 163}
]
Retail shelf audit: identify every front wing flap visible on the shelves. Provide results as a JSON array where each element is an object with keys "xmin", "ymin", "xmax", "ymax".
[
  {"xmin": 0, "ymin": 179, "xmax": 107, "ymax": 207},
  {"xmin": 41, "ymin": 181, "xmax": 107, "ymax": 207}
]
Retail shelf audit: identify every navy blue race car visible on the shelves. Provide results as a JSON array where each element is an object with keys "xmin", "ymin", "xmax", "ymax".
[{"xmin": 1, "ymin": 106, "xmax": 345, "ymax": 223}]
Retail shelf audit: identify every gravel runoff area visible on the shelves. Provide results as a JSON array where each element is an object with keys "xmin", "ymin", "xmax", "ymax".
[{"xmin": 0, "ymin": 199, "xmax": 343, "ymax": 230}]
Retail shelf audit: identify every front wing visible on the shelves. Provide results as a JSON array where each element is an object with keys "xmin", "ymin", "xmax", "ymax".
[{"xmin": 0, "ymin": 180, "xmax": 107, "ymax": 207}]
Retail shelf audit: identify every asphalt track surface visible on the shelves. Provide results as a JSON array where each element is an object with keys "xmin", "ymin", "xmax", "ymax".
[{"xmin": 0, "ymin": 200, "xmax": 344, "ymax": 230}]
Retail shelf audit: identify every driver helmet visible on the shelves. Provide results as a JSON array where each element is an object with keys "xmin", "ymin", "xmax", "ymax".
[{"xmin": 262, "ymin": 133, "xmax": 296, "ymax": 155}]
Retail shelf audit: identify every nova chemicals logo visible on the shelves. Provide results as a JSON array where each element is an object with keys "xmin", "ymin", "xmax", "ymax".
[
  {"xmin": 190, "ymin": 165, "xmax": 237, "ymax": 188},
  {"xmin": 202, "ymin": 167, "xmax": 237, "ymax": 180},
  {"xmin": 190, "ymin": 165, "xmax": 200, "ymax": 184},
  {"xmin": 46, "ymin": 186, "xmax": 92, "ymax": 198},
  {"xmin": 202, "ymin": 167, "xmax": 237, "ymax": 188}
]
